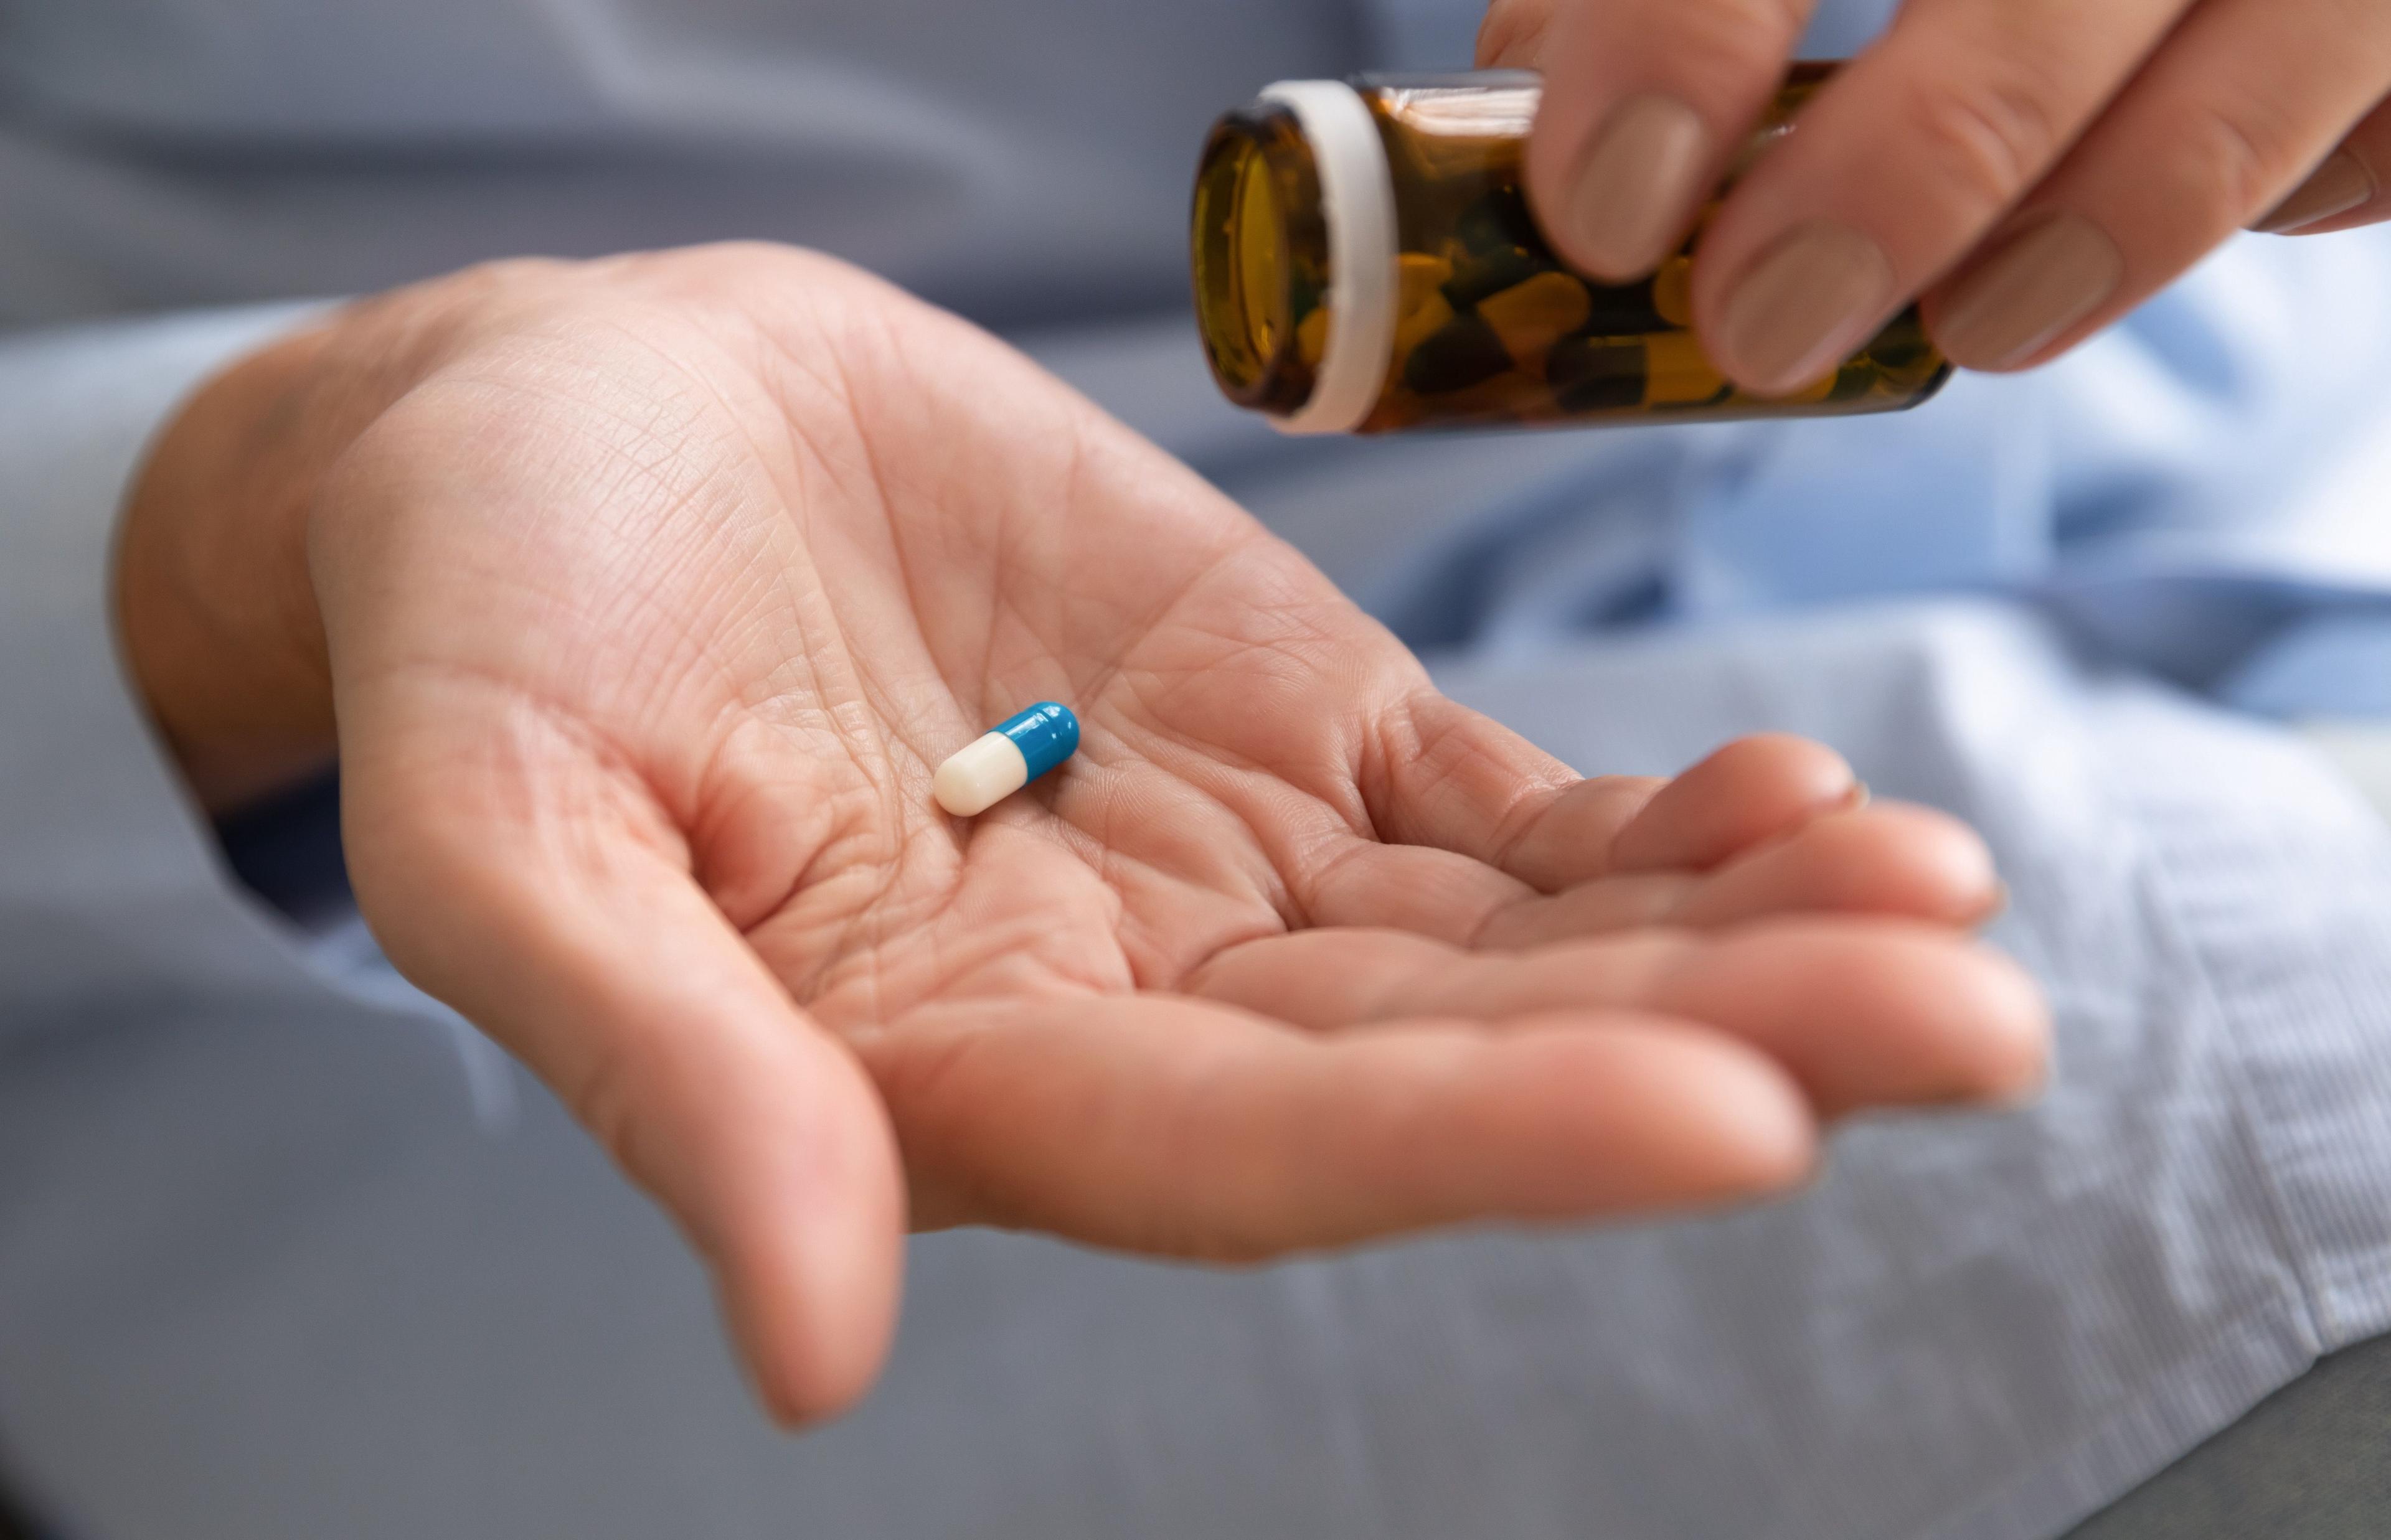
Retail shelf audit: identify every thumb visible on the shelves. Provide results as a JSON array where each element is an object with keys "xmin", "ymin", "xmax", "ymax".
[{"xmin": 335, "ymin": 680, "xmax": 906, "ymax": 1425}]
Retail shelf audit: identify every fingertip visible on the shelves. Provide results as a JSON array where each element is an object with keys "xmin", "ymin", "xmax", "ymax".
[
  {"xmin": 1829, "ymin": 926, "xmax": 2051, "ymax": 1109},
  {"xmin": 1646, "ymin": 919, "xmax": 2047, "ymax": 1117},
  {"xmin": 1702, "ymin": 802, "xmax": 2001, "ymax": 928},
  {"xmin": 1728, "ymin": 731, "xmax": 1857, "ymax": 800},
  {"xmin": 1611, "ymin": 733, "xmax": 1857, "ymax": 872},
  {"xmin": 684, "ymin": 1025, "xmax": 908, "ymax": 1428},
  {"xmin": 1517, "ymin": 1023, "xmax": 1819, "ymax": 1211},
  {"xmin": 724, "ymin": 1249, "xmax": 902, "ymax": 1428},
  {"xmin": 1682, "ymin": 1040, "xmax": 1820, "ymax": 1200},
  {"xmin": 1955, "ymin": 942, "xmax": 2053, "ymax": 1107},
  {"xmin": 717, "ymin": 1117, "xmax": 908, "ymax": 1427},
  {"xmin": 1643, "ymin": 1031, "xmax": 1821, "ymax": 1203}
]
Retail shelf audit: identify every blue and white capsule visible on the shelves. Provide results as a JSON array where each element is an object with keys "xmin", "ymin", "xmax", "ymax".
[{"xmin": 933, "ymin": 702, "xmax": 1080, "ymax": 817}]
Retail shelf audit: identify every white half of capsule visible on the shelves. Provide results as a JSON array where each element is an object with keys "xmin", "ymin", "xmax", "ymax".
[{"xmin": 933, "ymin": 731, "xmax": 1031, "ymax": 817}]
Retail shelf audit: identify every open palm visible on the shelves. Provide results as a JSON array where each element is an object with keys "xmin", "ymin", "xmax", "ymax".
[{"xmin": 302, "ymin": 246, "xmax": 2041, "ymax": 1418}]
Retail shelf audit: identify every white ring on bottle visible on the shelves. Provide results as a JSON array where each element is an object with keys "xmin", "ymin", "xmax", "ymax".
[{"xmin": 1258, "ymin": 79, "xmax": 1398, "ymax": 436}]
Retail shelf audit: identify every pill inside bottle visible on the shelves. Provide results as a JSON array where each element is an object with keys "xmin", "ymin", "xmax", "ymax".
[
  {"xmin": 1191, "ymin": 68, "xmax": 1951, "ymax": 435},
  {"xmin": 934, "ymin": 702, "xmax": 1081, "ymax": 818}
]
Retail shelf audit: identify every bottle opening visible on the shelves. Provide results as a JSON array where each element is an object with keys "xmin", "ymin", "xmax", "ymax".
[{"xmin": 1191, "ymin": 104, "xmax": 1329, "ymax": 415}]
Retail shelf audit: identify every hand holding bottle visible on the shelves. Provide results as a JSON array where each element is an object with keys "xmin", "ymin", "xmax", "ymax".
[{"xmin": 1489, "ymin": 0, "xmax": 2391, "ymax": 388}]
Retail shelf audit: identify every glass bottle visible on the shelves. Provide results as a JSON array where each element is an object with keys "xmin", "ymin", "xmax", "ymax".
[{"xmin": 1191, "ymin": 68, "xmax": 1950, "ymax": 434}]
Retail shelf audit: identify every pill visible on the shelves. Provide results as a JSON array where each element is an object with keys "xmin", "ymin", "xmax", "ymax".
[
  {"xmin": 1403, "ymin": 312, "xmax": 1514, "ymax": 395},
  {"xmin": 933, "ymin": 702, "xmax": 1080, "ymax": 817},
  {"xmin": 1643, "ymin": 331, "xmax": 1731, "ymax": 408},
  {"xmin": 1477, "ymin": 271, "xmax": 1593, "ymax": 369},
  {"xmin": 1547, "ymin": 335, "xmax": 1649, "ymax": 413}
]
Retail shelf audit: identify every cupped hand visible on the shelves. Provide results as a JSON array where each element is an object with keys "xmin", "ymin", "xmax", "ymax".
[
  {"xmin": 117, "ymin": 245, "xmax": 2044, "ymax": 1422},
  {"xmin": 1486, "ymin": 0, "xmax": 2391, "ymax": 388}
]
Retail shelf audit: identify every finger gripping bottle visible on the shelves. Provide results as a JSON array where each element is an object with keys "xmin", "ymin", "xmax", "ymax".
[{"xmin": 1190, "ymin": 68, "xmax": 1950, "ymax": 434}]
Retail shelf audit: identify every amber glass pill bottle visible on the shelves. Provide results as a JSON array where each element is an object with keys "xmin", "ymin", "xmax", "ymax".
[{"xmin": 1191, "ymin": 69, "xmax": 1951, "ymax": 434}]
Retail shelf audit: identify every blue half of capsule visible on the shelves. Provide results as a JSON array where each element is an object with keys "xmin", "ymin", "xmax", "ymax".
[{"xmin": 996, "ymin": 701, "xmax": 1080, "ymax": 781}]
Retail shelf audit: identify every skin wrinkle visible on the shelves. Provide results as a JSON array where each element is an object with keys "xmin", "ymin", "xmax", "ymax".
[
  {"xmin": 334, "ymin": 513, "xmax": 684, "ymax": 772},
  {"xmin": 2191, "ymin": 95, "xmax": 2292, "ymax": 226},
  {"xmin": 761, "ymin": 807, "xmax": 960, "ymax": 1010},
  {"xmin": 963, "ymin": 393, "xmax": 1081, "ymax": 725},
  {"xmin": 378, "ymin": 657, "xmax": 698, "ymax": 878},
  {"xmin": 717, "ymin": 311, "xmax": 989, "ymax": 1009},
  {"xmin": 747, "ymin": 546, "xmax": 902, "ymax": 771},
  {"xmin": 747, "ymin": 649, "xmax": 964, "ymax": 987},
  {"xmin": 332, "ymin": 547, "xmax": 736, "ymax": 865},
  {"xmin": 352, "ymin": 687, "xmax": 692, "ymax": 1021},
  {"xmin": 1365, "ymin": 691, "xmax": 1572, "ymax": 860},
  {"xmin": 1100, "ymin": 578, "xmax": 1380, "ymax": 781},
  {"xmin": 1290, "ymin": 834, "xmax": 1511, "ymax": 946},
  {"xmin": 760, "ymin": 313, "xmax": 1009, "ymax": 774},
  {"xmin": 857, "ymin": 1008, "xmax": 1085, "ymax": 1234},
  {"xmin": 809, "ymin": 853, "xmax": 1131, "ymax": 1028},
  {"xmin": 382, "ymin": 373, "xmax": 771, "ymax": 740},
  {"xmin": 1080, "ymin": 808, "xmax": 1296, "ymax": 989},
  {"xmin": 1085, "ymin": 607, "xmax": 1396, "ymax": 932},
  {"xmin": 1088, "ymin": 680, "xmax": 1343, "ymax": 933},
  {"xmin": 782, "ymin": 842, "xmax": 950, "ymax": 1000},
  {"xmin": 448, "ymin": 313, "xmax": 759, "ymax": 482},
  {"xmin": 1041, "ymin": 521, "xmax": 1266, "ymax": 725},
  {"xmin": 687, "ymin": 720, "xmax": 880, "ymax": 934},
  {"xmin": 1884, "ymin": 0, "xmax": 2111, "ymax": 188},
  {"xmin": 1476, "ymin": 782, "xmax": 1583, "ymax": 891},
  {"xmin": 715, "ymin": 337, "xmax": 958, "ymax": 880}
]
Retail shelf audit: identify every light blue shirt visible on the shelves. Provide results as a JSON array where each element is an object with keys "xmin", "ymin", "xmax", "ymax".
[{"xmin": 6, "ymin": 2, "xmax": 2391, "ymax": 1538}]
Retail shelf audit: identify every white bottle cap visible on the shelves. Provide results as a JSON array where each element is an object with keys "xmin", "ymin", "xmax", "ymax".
[{"xmin": 1257, "ymin": 79, "xmax": 1399, "ymax": 436}]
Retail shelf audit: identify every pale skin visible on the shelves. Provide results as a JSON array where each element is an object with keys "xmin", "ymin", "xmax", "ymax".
[
  {"xmin": 1493, "ymin": 0, "xmax": 2391, "ymax": 389},
  {"xmin": 115, "ymin": 245, "xmax": 2045, "ymax": 1424}
]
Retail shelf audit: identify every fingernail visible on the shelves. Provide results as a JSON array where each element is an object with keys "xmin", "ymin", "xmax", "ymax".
[
  {"xmin": 1933, "ymin": 212, "xmax": 2123, "ymax": 372},
  {"xmin": 1715, "ymin": 221, "xmax": 1897, "ymax": 395},
  {"xmin": 2255, "ymin": 151, "xmax": 2377, "ymax": 235},
  {"xmin": 1562, "ymin": 94, "xmax": 1712, "ymax": 280}
]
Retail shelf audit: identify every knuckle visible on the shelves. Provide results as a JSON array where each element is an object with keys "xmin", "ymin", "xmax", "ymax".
[
  {"xmin": 1476, "ymin": 0, "xmax": 1555, "ymax": 67},
  {"xmin": 1506, "ymin": 0, "xmax": 1806, "ymax": 82},
  {"xmin": 1893, "ymin": 65, "xmax": 2071, "ymax": 215},
  {"xmin": 2177, "ymin": 98, "xmax": 2301, "ymax": 224},
  {"xmin": 1643, "ymin": 0, "xmax": 1811, "ymax": 91}
]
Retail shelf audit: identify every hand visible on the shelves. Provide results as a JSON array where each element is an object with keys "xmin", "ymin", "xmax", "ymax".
[
  {"xmin": 1486, "ymin": 0, "xmax": 2391, "ymax": 388},
  {"xmin": 116, "ymin": 245, "xmax": 2045, "ymax": 1421}
]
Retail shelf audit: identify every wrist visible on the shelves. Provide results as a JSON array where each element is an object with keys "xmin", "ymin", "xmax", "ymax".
[
  {"xmin": 111, "ymin": 273, "xmax": 496, "ymax": 815},
  {"xmin": 115, "ymin": 320, "xmax": 346, "ymax": 813}
]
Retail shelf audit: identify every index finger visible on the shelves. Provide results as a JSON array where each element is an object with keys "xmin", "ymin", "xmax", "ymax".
[
  {"xmin": 1521, "ymin": 0, "xmax": 1822, "ymax": 281},
  {"xmin": 1686, "ymin": 0, "xmax": 2189, "ymax": 391}
]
